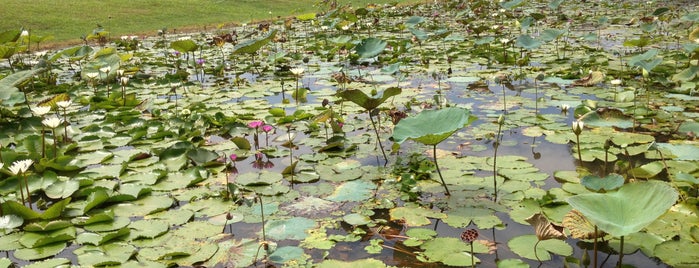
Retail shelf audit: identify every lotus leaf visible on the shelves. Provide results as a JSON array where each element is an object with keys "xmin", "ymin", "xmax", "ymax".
[
  {"xmin": 580, "ymin": 173, "xmax": 625, "ymax": 192},
  {"xmin": 76, "ymin": 227, "xmax": 130, "ymax": 245},
  {"xmin": 390, "ymin": 205, "xmax": 446, "ymax": 226},
  {"xmin": 204, "ymin": 238, "xmax": 259, "ymax": 267},
  {"xmin": 326, "ymin": 180, "xmax": 375, "ymax": 202},
  {"xmin": 562, "ymin": 209, "xmax": 606, "ymax": 240},
  {"xmin": 269, "ymin": 246, "xmax": 307, "ymax": 264},
  {"xmin": 23, "ymin": 258, "xmax": 70, "ymax": 268},
  {"xmin": 317, "ymin": 259, "xmax": 386, "ymax": 268},
  {"xmin": 419, "ymin": 237, "xmax": 483, "ymax": 266},
  {"xmin": 337, "ymin": 87, "xmax": 401, "ymax": 111},
  {"xmin": 654, "ymin": 239, "xmax": 699, "ymax": 267},
  {"xmin": 75, "ymin": 243, "xmax": 137, "ymax": 266},
  {"xmin": 170, "ymin": 39, "xmax": 198, "ymax": 53},
  {"xmin": 443, "ymin": 207, "xmax": 502, "ymax": 229},
  {"xmin": 13, "ymin": 242, "xmax": 66, "ymax": 261},
  {"xmin": 264, "ymin": 217, "xmax": 316, "ymax": 240},
  {"xmin": 508, "ymin": 234, "xmax": 572, "ymax": 261},
  {"xmin": 567, "ymin": 181, "xmax": 678, "ymax": 237},
  {"xmin": 233, "ymin": 30, "xmax": 277, "ymax": 54},
  {"xmin": 392, "ymin": 107, "xmax": 477, "ymax": 145},
  {"xmin": 355, "ymin": 37, "xmax": 386, "ymax": 59},
  {"xmin": 19, "ymin": 226, "xmax": 76, "ymax": 248}
]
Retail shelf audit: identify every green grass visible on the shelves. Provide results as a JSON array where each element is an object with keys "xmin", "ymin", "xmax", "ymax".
[{"xmin": 1, "ymin": 0, "xmax": 419, "ymax": 47}]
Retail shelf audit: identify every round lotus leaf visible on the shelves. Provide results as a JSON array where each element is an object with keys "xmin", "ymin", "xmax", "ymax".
[
  {"xmin": 264, "ymin": 217, "xmax": 316, "ymax": 240},
  {"xmin": 317, "ymin": 259, "xmax": 387, "ymax": 268},
  {"xmin": 392, "ymin": 107, "xmax": 477, "ymax": 145},
  {"xmin": 567, "ymin": 181, "xmax": 678, "ymax": 237},
  {"xmin": 269, "ymin": 246, "xmax": 306, "ymax": 264}
]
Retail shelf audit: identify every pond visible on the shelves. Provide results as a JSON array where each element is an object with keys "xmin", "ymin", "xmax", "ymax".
[{"xmin": 1, "ymin": 0, "xmax": 699, "ymax": 267}]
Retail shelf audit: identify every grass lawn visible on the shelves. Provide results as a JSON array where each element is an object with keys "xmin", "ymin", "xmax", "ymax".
[{"xmin": 1, "ymin": 0, "xmax": 420, "ymax": 47}]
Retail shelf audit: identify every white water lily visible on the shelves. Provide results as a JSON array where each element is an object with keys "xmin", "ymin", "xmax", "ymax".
[
  {"xmin": 31, "ymin": 106, "xmax": 51, "ymax": 116},
  {"xmin": 8, "ymin": 159, "xmax": 33, "ymax": 175},
  {"xmin": 572, "ymin": 120, "xmax": 584, "ymax": 135},
  {"xmin": 56, "ymin": 100, "xmax": 72, "ymax": 109},
  {"xmin": 117, "ymin": 69, "xmax": 125, "ymax": 77},
  {"xmin": 611, "ymin": 79, "xmax": 622, "ymax": 86},
  {"xmin": 120, "ymin": 76, "xmax": 129, "ymax": 86},
  {"xmin": 290, "ymin": 68, "xmax": 305, "ymax": 76},
  {"xmin": 42, "ymin": 115, "xmax": 63, "ymax": 128},
  {"xmin": 99, "ymin": 66, "xmax": 111, "ymax": 74},
  {"xmin": 85, "ymin": 72, "xmax": 99, "ymax": 79},
  {"xmin": 561, "ymin": 104, "xmax": 570, "ymax": 113},
  {"xmin": 0, "ymin": 162, "xmax": 3, "ymax": 170},
  {"xmin": 20, "ymin": 30, "xmax": 29, "ymax": 37}
]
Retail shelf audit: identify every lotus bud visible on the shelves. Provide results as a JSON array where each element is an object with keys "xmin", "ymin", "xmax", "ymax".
[
  {"xmin": 604, "ymin": 138, "xmax": 612, "ymax": 150},
  {"xmin": 120, "ymin": 76, "xmax": 129, "ymax": 86},
  {"xmin": 572, "ymin": 120, "xmax": 584, "ymax": 136},
  {"xmin": 497, "ymin": 114, "xmax": 505, "ymax": 125},
  {"xmin": 642, "ymin": 68, "xmax": 649, "ymax": 78}
]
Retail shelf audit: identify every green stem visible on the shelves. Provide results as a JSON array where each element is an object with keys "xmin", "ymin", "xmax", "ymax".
[
  {"xmin": 433, "ymin": 145, "xmax": 450, "ymax": 196},
  {"xmin": 23, "ymin": 174, "xmax": 31, "ymax": 208},
  {"xmin": 534, "ymin": 239, "xmax": 542, "ymax": 263},
  {"xmin": 618, "ymin": 236, "xmax": 624, "ymax": 268},
  {"xmin": 594, "ymin": 225, "xmax": 598, "ymax": 268},
  {"xmin": 258, "ymin": 195, "xmax": 266, "ymax": 242},
  {"xmin": 368, "ymin": 111, "xmax": 388, "ymax": 166},
  {"xmin": 470, "ymin": 242, "xmax": 475, "ymax": 268},
  {"xmin": 576, "ymin": 134, "xmax": 582, "ymax": 166}
]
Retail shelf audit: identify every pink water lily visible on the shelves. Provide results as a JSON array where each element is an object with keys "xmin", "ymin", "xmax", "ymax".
[
  {"xmin": 262, "ymin": 125, "xmax": 273, "ymax": 133},
  {"xmin": 248, "ymin": 120, "xmax": 264, "ymax": 129}
]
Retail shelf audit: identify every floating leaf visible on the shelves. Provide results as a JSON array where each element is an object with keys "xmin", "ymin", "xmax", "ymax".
[
  {"xmin": 508, "ymin": 234, "xmax": 572, "ymax": 261},
  {"xmin": 264, "ymin": 217, "xmax": 316, "ymax": 240},
  {"xmin": 326, "ymin": 180, "xmax": 376, "ymax": 202},
  {"xmin": 580, "ymin": 173, "xmax": 625, "ymax": 192},
  {"xmin": 13, "ymin": 242, "xmax": 66, "ymax": 261},
  {"xmin": 170, "ymin": 39, "xmax": 199, "ymax": 53},
  {"xmin": 390, "ymin": 205, "xmax": 446, "ymax": 226},
  {"xmin": 567, "ymin": 181, "xmax": 678, "ymax": 237}
]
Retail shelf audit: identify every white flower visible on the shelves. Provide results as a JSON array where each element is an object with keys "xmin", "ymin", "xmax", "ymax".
[
  {"xmin": 290, "ymin": 68, "xmax": 305, "ymax": 76},
  {"xmin": 20, "ymin": 30, "xmax": 29, "ymax": 37},
  {"xmin": 42, "ymin": 115, "xmax": 63, "ymax": 128},
  {"xmin": 341, "ymin": 25, "xmax": 350, "ymax": 31},
  {"xmin": 181, "ymin": 108, "xmax": 191, "ymax": 115},
  {"xmin": 120, "ymin": 35, "xmax": 128, "ymax": 41},
  {"xmin": 8, "ymin": 159, "xmax": 33, "ymax": 175},
  {"xmin": 99, "ymin": 66, "xmax": 111, "ymax": 73},
  {"xmin": 120, "ymin": 76, "xmax": 129, "ymax": 86},
  {"xmin": 500, "ymin": 38, "xmax": 510, "ymax": 44},
  {"xmin": 0, "ymin": 163, "xmax": 3, "ymax": 170},
  {"xmin": 31, "ymin": 106, "xmax": 51, "ymax": 116},
  {"xmin": 117, "ymin": 69, "xmax": 125, "ymax": 77},
  {"xmin": 572, "ymin": 120, "xmax": 584, "ymax": 135},
  {"xmin": 561, "ymin": 104, "xmax": 570, "ymax": 112},
  {"xmin": 56, "ymin": 100, "xmax": 72, "ymax": 109},
  {"xmin": 321, "ymin": 26, "xmax": 329, "ymax": 31},
  {"xmin": 86, "ymin": 72, "xmax": 99, "ymax": 79},
  {"xmin": 611, "ymin": 79, "xmax": 622, "ymax": 86},
  {"xmin": 691, "ymin": 59, "xmax": 698, "ymax": 66}
]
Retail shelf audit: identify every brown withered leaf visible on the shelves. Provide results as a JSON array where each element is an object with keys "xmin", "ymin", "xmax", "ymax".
[{"xmin": 525, "ymin": 213, "xmax": 567, "ymax": 241}]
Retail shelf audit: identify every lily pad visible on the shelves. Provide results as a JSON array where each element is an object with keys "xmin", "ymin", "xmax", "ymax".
[
  {"xmin": 580, "ymin": 173, "xmax": 625, "ymax": 192},
  {"xmin": 508, "ymin": 234, "xmax": 572, "ymax": 261},
  {"xmin": 392, "ymin": 107, "xmax": 477, "ymax": 145}
]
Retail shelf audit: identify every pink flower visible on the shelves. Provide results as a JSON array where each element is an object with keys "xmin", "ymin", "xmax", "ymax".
[
  {"xmin": 229, "ymin": 154, "xmax": 237, "ymax": 162},
  {"xmin": 248, "ymin": 120, "xmax": 264, "ymax": 129},
  {"xmin": 262, "ymin": 125, "xmax": 273, "ymax": 133}
]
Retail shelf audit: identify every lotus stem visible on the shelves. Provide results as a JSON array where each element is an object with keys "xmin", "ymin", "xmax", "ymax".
[
  {"xmin": 594, "ymin": 225, "xmax": 598, "ymax": 268},
  {"xmin": 617, "ymin": 236, "xmax": 624, "ymax": 268},
  {"xmin": 433, "ymin": 145, "xmax": 450, "ymax": 196},
  {"xmin": 41, "ymin": 125, "xmax": 46, "ymax": 158},
  {"xmin": 534, "ymin": 239, "xmax": 542, "ymax": 263},
  {"xmin": 23, "ymin": 173, "xmax": 31, "ymax": 208},
  {"xmin": 368, "ymin": 111, "xmax": 388, "ymax": 166},
  {"xmin": 258, "ymin": 195, "xmax": 267, "ymax": 242},
  {"xmin": 576, "ymin": 134, "xmax": 582, "ymax": 167},
  {"xmin": 470, "ymin": 242, "xmax": 475, "ymax": 268}
]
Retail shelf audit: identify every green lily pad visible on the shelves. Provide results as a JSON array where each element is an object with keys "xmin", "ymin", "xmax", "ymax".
[
  {"xmin": 443, "ymin": 207, "xmax": 502, "ymax": 229},
  {"xmin": 269, "ymin": 246, "xmax": 307, "ymax": 264},
  {"xmin": 264, "ymin": 217, "xmax": 316, "ymax": 240},
  {"xmin": 236, "ymin": 170, "xmax": 283, "ymax": 186},
  {"xmin": 326, "ymin": 180, "xmax": 376, "ymax": 202},
  {"xmin": 13, "ymin": 242, "xmax": 66, "ymax": 261},
  {"xmin": 75, "ymin": 243, "xmax": 137, "ymax": 266},
  {"xmin": 419, "ymin": 237, "xmax": 482, "ymax": 266},
  {"xmin": 318, "ymin": 259, "xmax": 386, "ymax": 268},
  {"xmin": 508, "ymin": 234, "xmax": 573, "ymax": 261},
  {"xmin": 567, "ymin": 181, "xmax": 678, "ymax": 237},
  {"xmin": 579, "ymin": 108, "xmax": 633, "ymax": 128},
  {"xmin": 654, "ymin": 239, "xmax": 699, "ymax": 267},
  {"xmin": 390, "ymin": 205, "xmax": 446, "ymax": 226},
  {"xmin": 23, "ymin": 258, "xmax": 71, "ymax": 268},
  {"xmin": 580, "ymin": 173, "xmax": 625, "ymax": 192}
]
